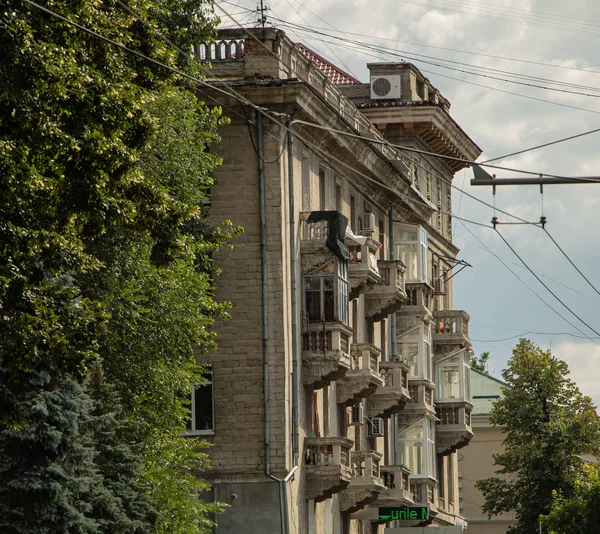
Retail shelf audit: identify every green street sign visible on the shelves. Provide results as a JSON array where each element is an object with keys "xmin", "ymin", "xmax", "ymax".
[{"xmin": 378, "ymin": 506, "xmax": 429, "ymax": 521}]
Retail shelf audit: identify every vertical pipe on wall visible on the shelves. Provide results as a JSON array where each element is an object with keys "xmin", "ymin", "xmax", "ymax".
[
  {"xmin": 287, "ymin": 118, "xmax": 300, "ymax": 465},
  {"xmin": 257, "ymin": 109, "xmax": 297, "ymax": 534},
  {"xmin": 257, "ymin": 109, "xmax": 271, "ymax": 477},
  {"xmin": 388, "ymin": 208, "xmax": 398, "ymax": 462}
]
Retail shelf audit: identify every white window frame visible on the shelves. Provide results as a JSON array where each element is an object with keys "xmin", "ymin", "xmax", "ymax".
[
  {"xmin": 393, "ymin": 224, "xmax": 428, "ymax": 283},
  {"xmin": 304, "ymin": 259, "xmax": 349, "ymax": 325},
  {"xmin": 397, "ymin": 417, "xmax": 436, "ymax": 477},
  {"xmin": 435, "ymin": 349, "xmax": 471, "ymax": 402},
  {"xmin": 185, "ymin": 370, "xmax": 215, "ymax": 436},
  {"xmin": 397, "ymin": 323, "xmax": 432, "ymax": 380}
]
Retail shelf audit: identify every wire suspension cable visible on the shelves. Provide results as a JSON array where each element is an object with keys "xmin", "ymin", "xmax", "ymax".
[
  {"xmin": 494, "ymin": 228, "xmax": 600, "ymax": 338},
  {"xmin": 542, "ymin": 229, "xmax": 600, "ymax": 298},
  {"xmin": 456, "ymin": 220, "xmax": 596, "ymax": 343}
]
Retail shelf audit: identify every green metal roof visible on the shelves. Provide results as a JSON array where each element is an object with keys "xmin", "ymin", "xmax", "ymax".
[{"xmin": 471, "ymin": 368, "xmax": 509, "ymax": 415}]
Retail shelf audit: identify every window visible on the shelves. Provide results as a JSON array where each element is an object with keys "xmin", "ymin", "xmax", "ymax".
[
  {"xmin": 397, "ymin": 418, "xmax": 435, "ymax": 477},
  {"xmin": 394, "ymin": 224, "xmax": 428, "ymax": 283},
  {"xmin": 319, "ymin": 168, "xmax": 326, "ymax": 210},
  {"xmin": 378, "ymin": 219, "xmax": 385, "ymax": 259},
  {"xmin": 397, "ymin": 324, "xmax": 432, "ymax": 380},
  {"xmin": 435, "ymin": 350, "xmax": 471, "ymax": 401},
  {"xmin": 304, "ymin": 259, "xmax": 349, "ymax": 325},
  {"xmin": 186, "ymin": 367, "xmax": 214, "ymax": 435},
  {"xmin": 350, "ymin": 195, "xmax": 356, "ymax": 232}
]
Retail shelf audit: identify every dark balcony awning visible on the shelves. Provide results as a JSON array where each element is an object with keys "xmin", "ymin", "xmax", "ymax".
[{"xmin": 307, "ymin": 211, "xmax": 349, "ymax": 261}]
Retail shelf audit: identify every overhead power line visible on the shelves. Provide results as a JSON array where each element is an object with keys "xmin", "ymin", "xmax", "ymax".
[
  {"xmin": 494, "ymin": 228, "xmax": 600, "ymax": 338},
  {"xmin": 456, "ymin": 219, "xmax": 598, "ymax": 344}
]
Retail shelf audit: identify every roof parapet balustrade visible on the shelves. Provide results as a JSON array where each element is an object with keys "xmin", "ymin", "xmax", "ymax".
[
  {"xmin": 341, "ymin": 450, "xmax": 386, "ymax": 513},
  {"xmin": 365, "ymin": 260, "xmax": 407, "ymax": 321},
  {"xmin": 302, "ymin": 322, "xmax": 353, "ymax": 388},
  {"xmin": 435, "ymin": 401, "xmax": 474, "ymax": 455},
  {"xmin": 432, "ymin": 310, "xmax": 471, "ymax": 352},
  {"xmin": 347, "ymin": 239, "xmax": 382, "ymax": 299},
  {"xmin": 378, "ymin": 464, "xmax": 415, "ymax": 506},
  {"xmin": 398, "ymin": 282, "xmax": 434, "ymax": 318},
  {"xmin": 305, "ymin": 436, "xmax": 354, "ymax": 502},
  {"xmin": 337, "ymin": 343, "xmax": 383, "ymax": 405},
  {"xmin": 368, "ymin": 359, "xmax": 411, "ymax": 418}
]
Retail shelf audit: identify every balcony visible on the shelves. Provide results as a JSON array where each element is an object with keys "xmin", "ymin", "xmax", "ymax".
[
  {"xmin": 435, "ymin": 401, "xmax": 474, "ymax": 455},
  {"xmin": 432, "ymin": 310, "xmax": 471, "ymax": 352},
  {"xmin": 303, "ymin": 322, "xmax": 353, "ymax": 388},
  {"xmin": 397, "ymin": 379, "xmax": 436, "ymax": 428},
  {"xmin": 305, "ymin": 436, "xmax": 354, "ymax": 502},
  {"xmin": 365, "ymin": 260, "xmax": 407, "ymax": 321},
  {"xmin": 378, "ymin": 464, "xmax": 415, "ymax": 506},
  {"xmin": 398, "ymin": 282, "xmax": 433, "ymax": 318},
  {"xmin": 369, "ymin": 360, "xmax": 411, "ymax": 418},
  {"xmin": 341, "ymin": 450, "xmax": 386, "ymax": 513},
  {"xmin": 300, "ymin": 211, "xmax": 347, "ymax": 272},
  {"xmin": 347, "ymin": 239, "xmax": 382, "ymax": 299},
  {"xmin": 337, "ymin": 343, "xmax": 383, "ymax": 405}
]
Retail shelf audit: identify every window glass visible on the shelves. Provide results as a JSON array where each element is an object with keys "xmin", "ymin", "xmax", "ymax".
[
  {"xmin": 439, "ymin": 369, "xmax": 460, "ymax": 399},
  {"xmin": 324, "ymin": 278, "xmax": 335, "ymax": 321},
  {"xmin": 394, "ymin": 224, "xmax": 428, "ymax": 283},
  {"xmin": 186, "ymin": 368, "xmax": 214, "ymax": 434},
  {"xmin": 304, "ymin": 260, "xmax": 349, "ymax": 325}
]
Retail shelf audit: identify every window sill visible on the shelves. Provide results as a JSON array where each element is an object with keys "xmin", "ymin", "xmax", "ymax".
[{"xmin": 184, "ymin": 430, "xmax": 215, "ymax": 437}]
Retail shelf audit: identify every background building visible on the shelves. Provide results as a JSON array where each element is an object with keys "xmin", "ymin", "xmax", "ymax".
[
  {"xmin": 459, "ymin": 369, "xmax": 516, "ymax": 533},
  {"xmin": 194, "ymin": 27, "xmax": 481, "ymax": 533}
]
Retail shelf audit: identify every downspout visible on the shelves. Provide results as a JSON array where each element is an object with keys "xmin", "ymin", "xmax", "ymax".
[
  {"xmin": 287, "ymin": 118, "xmax": 300, "ymax": 466},
  {"xmin": 257, "ymin": 109, "xmax": 297, "ymax": 534},
  {"xmin": 388, "ymin": 208, "xmax": 398, "ymax": 461}
]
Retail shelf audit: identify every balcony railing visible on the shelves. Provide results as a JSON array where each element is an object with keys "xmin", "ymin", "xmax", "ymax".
[
  {"xmin": 305, "ymin": 436, "xmax": 354, "ymax": 502},
  {"xmin": 435, "ymin": 400, "xmax": 474, "ymax": 454},
  {"xmin": 378, "ymin": 464, "xmax": 414, "ymax": 506},
  {"xmin": 337, "ymin": 343, "xmax": 383, "ymax": 405},
  {"xmin": 302, "ymin": 322, "xmax": 353, "ymax": 388},
  {"xmin": 341, "ymin": 450, "xmax": 386, "ymax": 513},
  {"xmin": 369, "ymin": 360, "xmax": 411, "ymax": 418},
  {"xmin": 347, "ymin": 240, "xmax": 381, "ymax": 298},
  {"xmin": 399, "ymin": 282, "xmax": 433, "ymax": 316},
  {"xmin": 432, "ymin": 310, "xmax": 470, "ymax": 349},
  {"xmin": 365, "ymin": 260, "xmax": 407, "ymax": 321}
]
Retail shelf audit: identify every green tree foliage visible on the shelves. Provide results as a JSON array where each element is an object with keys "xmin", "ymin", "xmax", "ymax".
[
  {"xmin": 542, "ymin": 464, "xmax": 600, "ymax": 534},
  {"xmin": 1, "ymin": 1, "xmax": 238, "ymax": 531},
  {"xmin": 476, "ymin": 339, "xmax": 600, "ymax": 533},
  {"xmin": 470, "ymin": 350, "xmax": 490, "ymax": 373}
]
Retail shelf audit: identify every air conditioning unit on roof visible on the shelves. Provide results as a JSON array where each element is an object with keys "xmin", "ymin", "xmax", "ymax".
[{"xmin": 370, "ymin": 75, "xmax": 402, "ymax": 100}]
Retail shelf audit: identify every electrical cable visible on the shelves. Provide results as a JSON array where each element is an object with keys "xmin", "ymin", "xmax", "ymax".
[
  {"xmin": 241, "ymin": 103, "xmax": 288, "ymax": 164},
  {"xmin": 482, "ymin": 127, "xmax": 600, "ymax": 164},
  {"xmin": 26, "ymin": 0, "xmax": 600, "ymax": 343},
  {"xmin": 494, "ymin": 228, "xmax": 600, "ymax": 338},
  {"xmin": 456, "ymin": 219, "xmax": 596, "ymax": 343},
  {"xmin": 217, "ymin": 0, "xmax": 600, "ymax": 77},
  {"xmin": 272, "ymin": 19, "xmax": 600, "ymax": 97},
  {"xmin": 542, "ymin": 229, "xmax": 600, "ymax": 299}
]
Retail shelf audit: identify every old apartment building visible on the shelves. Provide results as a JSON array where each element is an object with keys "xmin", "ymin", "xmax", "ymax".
[{"xmin": 193, "ymin": 28, "xmax": 482, "ymax": 534}]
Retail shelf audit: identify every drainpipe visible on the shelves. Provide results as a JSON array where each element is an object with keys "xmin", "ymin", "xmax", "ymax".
[
  {"xmin": 388, "ymin": 208, "xmax": 398, "ymax": 462},
  {"xmin": 257, "ymin": 109, "xmax": 297, "ymax": 534},
  {"xmin": 287, "ymin": 118, "xmax": 300, "ymax": 466}
]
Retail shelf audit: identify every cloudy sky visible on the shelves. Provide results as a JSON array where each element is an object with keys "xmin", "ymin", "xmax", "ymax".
[{"xmin": 216, "ymin": 0, "xmax": 600, "ymax": 404}]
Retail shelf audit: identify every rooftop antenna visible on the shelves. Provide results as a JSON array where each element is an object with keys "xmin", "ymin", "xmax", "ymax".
[{"xmin": 257, "ymin": 0, "xmax": 268, "ymax": 27}]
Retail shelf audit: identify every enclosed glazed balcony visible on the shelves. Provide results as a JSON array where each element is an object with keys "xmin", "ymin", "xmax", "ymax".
[
  {"xmin": 341, "ymin": 450, "xmax": 386, "ymax": 513},
  {"xmin": 435, "ymin": 401, "xmax": 474, "ymax": 455},
  {"xmin": 432, "ymin": 310, "xmax": 471, "ymax": 352},
  {"xmin": 337, "ymin": 343, "xmax": 383, "ymax": 405},
  {"xmin": 378, "ymin": 464, "xmax": 414, "ymax": 506},
  {"xmin": 302, "ymin": 322, "xmax": 353, "ymax": 388},
  {"xmin": 305, "ymin": 436, "xmax": 354, "ymax": 502},
  {"xmin": 347, "ymin": 239, "xmax": 382, "ymax": 299},
  {"xmin": 369, "ymin": 360, "xmax": 411, "ymax": 418},
  {"xmin": 365, "ymin": 260, "xmax": 407, "ymax": 321}
]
